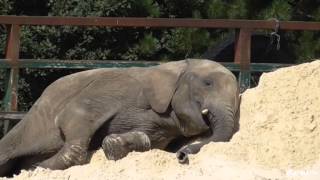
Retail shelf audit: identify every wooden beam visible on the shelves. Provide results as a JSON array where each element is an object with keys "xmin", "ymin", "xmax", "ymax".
[
  {"xmin": 0, "ymin": 112, "xmax": 25, "ymax": 121},
  {"xmin": 0, "ymin": 16, "xmax": 319, "ymax": 30}
]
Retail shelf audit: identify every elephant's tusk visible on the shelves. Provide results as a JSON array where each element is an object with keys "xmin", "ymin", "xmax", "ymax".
[{"xmin": 201, "ymin": 109, "xmax": 209, "ymax": 115}]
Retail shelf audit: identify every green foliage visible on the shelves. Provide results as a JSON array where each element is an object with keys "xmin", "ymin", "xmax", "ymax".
[
  {"xmin": 206, "ymin": 0, "xmax": 228, "ymax": 19},
  {"xmin": 14, "ymin": 0, "xmax": 164, "ymax": 61},
  {"xmin": 163, "ymin": 28, "xmax": 212, "ymax": 59},
  {"xmin": 0, "ymin": 0, "xmax": 12, "ymax": 58},
  {"xmin": 295, "ymin": 31, "xmax": 320, "ymax": 63},
  {"xmin": 258, "ymin": 0, "xmax": 292, "ymax": 20},
  {"xmin": 20, "ymin": 26, "xmax": 58, "ymax": 59},
  {"xmin": 158, "ymin": 0, "xmax": 205, "ymax": 18},
  {"xmin": 138, "ymin": 33, "xmax": 160, "ymax": 55},
  {"xmin": 0, "ymin": 69, "xmax": 5, "ymax": 107},
  {"xmin": 0, "ymin": 0, "xmax": 12, "ymax": 14},
  {"xmin": 48, "ymin": 0, "xmax": 160, "ymax": 17},
  {"xmin": 0, "ymin": 0, "xmax": 12, "ymax": 122},
  {"xmin": 1, "ymin": 0, "xmax": 317, "ymax": 63},
  {"xmin": 205, "ymin": 0, "xmax": 248, "ymax": 19},
  {"xmin": 122, "ymin": 33, "xmax": 161, "ymax": 60},
  {"xmin": 313, "ymin": 6, "xmax": 320, "ymax": 21},
  {"xmin": 227, "ymin": 0, "xmax": 248, "ymax": 19}
]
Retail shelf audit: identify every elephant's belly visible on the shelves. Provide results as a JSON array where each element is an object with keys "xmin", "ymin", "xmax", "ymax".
[{"xmin": 89, "ymin": 109, "xmax": 178, "ymax": 150}]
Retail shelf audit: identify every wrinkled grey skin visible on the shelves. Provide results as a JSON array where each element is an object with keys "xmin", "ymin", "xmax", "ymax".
[{"xmin": 0, "ymin": 59, "xmax": 240, "ymax": 176}]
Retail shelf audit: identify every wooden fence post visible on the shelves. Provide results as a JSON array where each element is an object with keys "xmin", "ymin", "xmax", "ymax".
[
  {"xmin": 3, "ymin": 24, "xmax": 20, "ymax": 134},
  {"xmin": 234, "ymin": 28, "xmax": 252, "ymax": 93}
]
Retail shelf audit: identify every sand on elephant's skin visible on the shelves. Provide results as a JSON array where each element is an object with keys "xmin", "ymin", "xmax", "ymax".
[{"xmin": 2, "ymin": 60, "xmax": 320, "ymax": 180}]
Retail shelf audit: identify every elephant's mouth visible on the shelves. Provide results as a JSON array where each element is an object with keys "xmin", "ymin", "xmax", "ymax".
[{"xmin": 201, "ymin": 109, "xmax": 213, "ymax": 127}]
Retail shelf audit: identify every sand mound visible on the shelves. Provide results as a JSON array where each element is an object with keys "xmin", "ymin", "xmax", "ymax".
[
  {"xmin": 5, "ymin": 150, "xmax": 288, "ymax": 180},
  {"xmin": 2, "ymin": 60, "xmax": 320, "ymax": 180},
  {"xmin": 207, "ymin": 60, "xmax": 320, "ymax": 169}
]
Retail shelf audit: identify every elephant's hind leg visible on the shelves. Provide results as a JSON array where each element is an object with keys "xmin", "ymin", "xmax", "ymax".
[
  {"xmin": 38, "ymin": 113, "xmax": 92, "ymax": 170},
  {"xmin": 102, "ymin": 131, "xmax": 151, "ymax": 160},
  {"xmin": 38, "ymin": 139, "xmax": 89, "ymax": 170},
  {"xmin": 37, "ymin": 97, "xmax": 120, "ymax": 170}
]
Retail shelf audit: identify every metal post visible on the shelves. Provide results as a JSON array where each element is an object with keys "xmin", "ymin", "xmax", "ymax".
[
  {"xmin": 3, "ymin": 24, "xmax": 20, "ymax": 134},
  {"xmin": 234, "ymin": 28, "xmax": 252, "ymax": 92}
]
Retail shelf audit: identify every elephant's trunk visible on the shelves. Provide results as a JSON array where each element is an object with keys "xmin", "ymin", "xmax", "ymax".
[
  {"xmin": 210, "ymin": 106, "xmax": 235, "ymax": 142},
  {"xmin": 176, "ymin": 104, "xmax": 237, "ymax": 164}
]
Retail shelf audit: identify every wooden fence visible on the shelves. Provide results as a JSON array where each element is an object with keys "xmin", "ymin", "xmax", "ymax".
[{"xmin": 1, "ymin": 16, "xmax": 320, "ymax": 135}]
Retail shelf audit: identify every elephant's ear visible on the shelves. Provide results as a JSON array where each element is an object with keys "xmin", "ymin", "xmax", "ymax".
[{"xmin": 141, "ymin": 61, "xmax": 187, "ymax": 113}]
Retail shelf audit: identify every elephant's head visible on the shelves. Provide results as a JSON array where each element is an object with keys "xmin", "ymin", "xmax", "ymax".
[
  {"xmin": 171, "ymin": 59, "xmax": 240, "ymax": 140},
  {"xmin": 141, "ymin": 59, "xmax": 240, "ymax": 141}
]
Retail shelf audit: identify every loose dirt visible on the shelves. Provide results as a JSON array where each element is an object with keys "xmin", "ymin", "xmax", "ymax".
[{"xmin": 2, "ymin": 60, "xmax": 320, "ymax": 180}]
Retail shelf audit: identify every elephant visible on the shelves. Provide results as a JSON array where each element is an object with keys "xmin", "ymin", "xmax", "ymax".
[{"xmin": 0, "ymin": 59, "xmax": 240, "ymax": 176}]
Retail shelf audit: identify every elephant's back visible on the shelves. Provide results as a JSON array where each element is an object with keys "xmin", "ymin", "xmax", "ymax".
[
  {"xmin": 34, "ymin": 69, "xmax": 123, "ymax": 115},
  {"xmin": 22, "ymin": 67, "xmax": 149, "ymax": 132}
]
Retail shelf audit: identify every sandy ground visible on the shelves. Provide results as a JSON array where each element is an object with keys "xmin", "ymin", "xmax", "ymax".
[
  {"xmin": 2, "ymin": 60, "xmax": 320, "ymax": 180},
  {"xmin": 9, "ymin": 149, "xmax": 320, "ymax": 180}
]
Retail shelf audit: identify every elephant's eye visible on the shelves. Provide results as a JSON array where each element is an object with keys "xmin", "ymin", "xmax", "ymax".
[{"xmin": 203, "ymin": 79, "xmax": 213, "ymax": 87}]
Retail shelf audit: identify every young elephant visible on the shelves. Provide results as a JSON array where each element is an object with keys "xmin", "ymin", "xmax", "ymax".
[{"xmin": 0, "ymin": 59, "xmax": 240, "ymax": 176}]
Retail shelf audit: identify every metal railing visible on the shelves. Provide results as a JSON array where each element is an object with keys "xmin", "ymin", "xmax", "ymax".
[{"xmin": 1, "ymin": 16, "xmax": 320, "ymax": 135}]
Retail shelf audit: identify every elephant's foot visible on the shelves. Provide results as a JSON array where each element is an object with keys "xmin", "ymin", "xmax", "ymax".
[
  {"xmin": 176, "ymin": 141, "xmax": 204, "ymax": 164},
  {"xmin": 102, "ymin": 131, "xmax": 151, "ymax": 160},
  {"xmin": 38, "ymin": 143, "xmax": 88, "ymax": 170}
]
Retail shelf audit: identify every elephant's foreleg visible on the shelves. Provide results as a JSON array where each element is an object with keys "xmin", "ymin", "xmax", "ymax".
[
  {"xmin": 102, "ymin": 131, "xmax": 151, "ymax": 160},
  {"xmin": 176, "ymin": 138, "xmax": 209, "ymax": 164}
]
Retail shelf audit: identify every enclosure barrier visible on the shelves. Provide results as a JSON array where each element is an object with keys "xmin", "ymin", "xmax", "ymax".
[{"xmin": 1, "ymin": 16, "xmax": 320, "ymax": 135}]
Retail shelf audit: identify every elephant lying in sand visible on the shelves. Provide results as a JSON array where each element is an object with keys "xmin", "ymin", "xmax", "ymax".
[{"xmin": 0, "ymin": 59, "xmax": 240, "ymax": 176}]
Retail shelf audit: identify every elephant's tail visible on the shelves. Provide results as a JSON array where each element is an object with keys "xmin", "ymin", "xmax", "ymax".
[
  {"xmin": 0, "ymin": 121, "xmax": 25, "ymax": 177},
  {"xmin": 0, "ymin": 124, "xmax": 22, "ymax": 153},
  {"xmin": 0, "ymin": 114, "xmax": 65, "ymax": 177},
  {"xmin": 0, "ymin": 116, "xmax": 28, "ymax": 153},
  {"xmin": 0, "ymin": 114, "xmax": 42, "ymax": 175}
]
